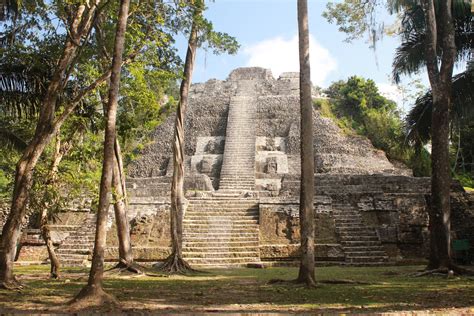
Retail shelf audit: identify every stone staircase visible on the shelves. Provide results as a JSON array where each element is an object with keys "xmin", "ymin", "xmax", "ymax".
[
  {"xmin": 182, "ymin": 197, "xmax": 261, "ymax": 267},
  {"xmin": 56, "ymin": 213, "xmax": 96, "ymax": 267},
  {"xmin": 219, "ymin": 80, "xmax": 257, "ymax": 191},
  {"xmin": 333, "ymin": 203, "xmax": 389, "ymax": 266}
]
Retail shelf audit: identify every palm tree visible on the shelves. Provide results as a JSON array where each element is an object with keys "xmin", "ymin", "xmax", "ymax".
[
  {"xmin": 392, "ymin": 0, "xmax": 472, "ymax": 272},
  {"xmin": 296, "ymin": 0, "xmax": 316, "ymax": 287}
]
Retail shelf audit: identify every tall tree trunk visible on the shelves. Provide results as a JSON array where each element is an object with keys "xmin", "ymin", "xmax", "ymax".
[
  {"xmin": 40, "ymin": 207, "xmax": 60, "ymax": 279},
  {"xmin": 94, "ymin": 16, "xmax": 136, "ymax": 272},
  {"xmin": 0, "ymin": 2, "xmax": 101, "ymax": 289},
  {"xmin": 421, "ymin": 0, "xmax": 456, "ymax": 270},
  {"xmin": 155, "ymin": 1, "xmax": 202, "ymax": 275},
  {"xmin": 71, "ymin": 0, "xmax": 130, "ymax": 307},
  {"xmin": 296, "ymin": 0, "xmax": 316, "ymax": 287},
  {"xmin": 111, "ymin": 140, "xmax": 136, "ymax": 270}
]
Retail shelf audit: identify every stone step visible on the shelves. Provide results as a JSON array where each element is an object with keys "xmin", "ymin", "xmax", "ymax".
[
  {"xmin": 336, "ymin": 223, "xmax": 365, "ymax": 228},
  {"xmin": 184, "ymin": 228, "xmax": 258, "ymax": 233},
  {"xmin": 333, "ymin": 213, "xmax": 361, "ymax": 217},
  {"xmin": 338, "ymin": 230, "xmax": 378, "ymax": 236},
  {"xmin": 184, "ymin": 257, "xmax": 260, "ymax": 264},
  {"xmin": 189, "ymin": 200, "xmax": 259, "ymax": 204},
  {"xmin": 185, "ymin": 212, "xmax": 258, "ymax": 222},
  {"xmin": 339, "ymin": 235, "xmax": 379, "ymax": 241},
  {"xmin": 342, "ymin": 245, "xmax": 385, "ymax": 251},
  {"xmin": 187, "ymin": 207, "xmax": 258, "ymax": 211},
  {"xmin": 186, "ymin": 211, "xmax": 258, "ymax": 216},
  {"xmin": 184, "ymin": 223, "xmax": 258, "ymax": 228},
  {"xmin": 182, "ymin": 251, "xmax": 259, "ymax": 259},
  {"xmin": 183, "ymin": 236, "xmax": 258, "ymax": 242},
  {"xmin": 345, "ymin": 256, "xmax": 388, "ymax": 263},
  {"xmin": 219, "ymin": 178, "xmax": 255, "ymax": 182},
  {"xmin": 341, "ymin": 240, "xmax": 382, "ymax": 246},
  {"xmin": 56, "ymin": 249, "xmax": 91, "ymax": 254},
  {"xmin": 182, "ymin": 246, "xmax": 259, "ymax": 252},
  {"xmin": 60, "ymin": 235, "xmax": 95, "ymax": 240},
  {"xmin": 334, "ymin": 219, "xmax": 362, "ymax": 223},
  {"xmin": 183, "ymin": 240, "xmax": 259, "ymax": 247},
  {"xmin": 57, "ymin": 253, "xmax": 89, "ymax": 259},
  {"xmin": 60, "ymin": 243, "xmax": 95, "ymax": 249},
  {"xmin": 219, "ymin": 181, "xmax": 255, "ymax": 185},
  {"xmin": 183, "ymin": 218, "xmax": 258, "ymax": 224},
  {"xmin": 219, "ymin": 186, "xmax": 254, "ymax": 190},
  {"xmin": 187, "ymin": 206, "xmax": 258, "ymax": 210},
  {"xmin": 184, "ymin": 216, "xmax": 258, "ymax": 221},
  {"xmin": 345, "ymin": 251, "xmax": 387, "ymax": 257},
  {"xmin": 183, "ymin": 232, "xmax": 258, "ymax": 237}
]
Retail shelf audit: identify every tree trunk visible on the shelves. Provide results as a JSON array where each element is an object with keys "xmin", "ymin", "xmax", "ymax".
[
  {"xmin": 421, "ymin": 0, "xmax": 456, "ymax": 270},
  {"xmin": 111, "ymin": 140, "xmax": 136, "ymax": 271},
  {"xmin": 296, "ymin": 0, "xmax": 316, "ymax": 287},
  {"xmin": 94, "ymin": 16, "xmax": 137, "ymax": 272},
  {"xmin": 71, "ymin": 0, "xmax": 130, "ymax": 307},
  {"xmin": 0, "ymin": 2, "xmax": 101, "ymax": 289},
  {"xmin": 156, "ymin": 2, "xmax": 202, "ymax": 275},
  {"xmin": 40, "ymin": 207, "xmax": 60, "ymax": 279},
  {"xmin": 38, "ymin": 131, "xmax": 73, "ymax": 279}
]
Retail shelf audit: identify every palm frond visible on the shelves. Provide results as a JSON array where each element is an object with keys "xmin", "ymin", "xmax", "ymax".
[
  {"xmin": 0, "ymin": 126, "xmax": 27, "ymax": 150},
  {"xmin": 393, "ymin": 32, "xmax": 426, "ymax": 83},
  {"xmin": 405, "ymin": 68, "xmax": 474, "ymax": 145},
  {"xmin": 393, "ymin": 0, "xmax": 473, "ymax": 83},
  {"xmin": 0, "ymin": 60, "xmax": 51, "ymax": 119}
]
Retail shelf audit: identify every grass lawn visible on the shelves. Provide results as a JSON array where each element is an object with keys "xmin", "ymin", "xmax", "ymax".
[{"xmin": 0, "ymin": 265, "xmax": 473, "ymax": 313}]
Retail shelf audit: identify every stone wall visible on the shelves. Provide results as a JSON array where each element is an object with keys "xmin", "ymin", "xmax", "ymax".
[{"xmin": 258, "ymin": 196, "xmax": 344, "ymax": 261}]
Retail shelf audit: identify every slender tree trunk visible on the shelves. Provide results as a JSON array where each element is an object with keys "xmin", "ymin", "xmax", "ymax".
[
  {"xmin": 296, "ymin": 0, "xmax": 316, "ymax": 287},
  {"xmin": 40, "ymin": 207, "xmax": 60, "ymax": 279},
  {"xmin": 0, "ymin": 2, "xmax": 101, "ymax": 289},
  {"xmin": 71, "ymin": 0, "xmax": 130, "ymax": 307},
  {"xmin": 156, "ymin": 2, "xmax": 202, "ymax": 274},
  {"xmin": 111, "ymin": 141, "xmax": 135, "ymax": 270},
  {"xmin": 94, "ymin": 17, "xmax": 136, "ymax": 272},
  {"xmin": 421, "ymin": 0, "xmax": 456, "ymax": 270}
]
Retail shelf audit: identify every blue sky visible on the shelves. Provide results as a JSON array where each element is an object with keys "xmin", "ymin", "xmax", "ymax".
[{"xmin": 175, "ymin": 0, "xmax": 416, "ymax": 107}]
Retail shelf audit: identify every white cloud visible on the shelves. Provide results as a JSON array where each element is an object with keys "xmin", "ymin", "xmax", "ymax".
[
  {"xmin": 243, "ymin": 34, "xmax": 337, "ymax": 86},
  {"xmin": 377, "ymin": 82, "xmax": 404, "ymax": 108}
]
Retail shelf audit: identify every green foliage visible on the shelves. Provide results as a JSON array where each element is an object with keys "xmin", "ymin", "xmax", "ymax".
[
  {"xmin": 0, "ymin": 0, "xmax": 240, "ymax": 216},
  {"xmin": 455, "ymin": 172, "xmax": 474, "ymax": 189},
  {"xmin": 322, "ymin": 76, "xmax": 431, "ymax": 176},
  {"xmin": 323, "ymin": 0, "xmax": 373, "ymax": 43}
]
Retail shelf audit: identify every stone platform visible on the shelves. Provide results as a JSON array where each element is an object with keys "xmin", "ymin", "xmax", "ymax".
[{"xmin": 3, "ymin": 67, "xmax": 474, "ymax": 267}]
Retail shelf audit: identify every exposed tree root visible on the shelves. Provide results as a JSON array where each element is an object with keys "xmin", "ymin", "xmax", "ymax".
[
  {"xmin": 69, "ymin": 285, "xmax": 119, "ymax": 311},
  {"xmin": 105, "ymin": 260, "xmax": 144, "ymax": 275},
  {"xmin": 0, "ymin": 276, "xmax": 24, "ymax": 290},
  {"xmin": 413, "ymin": 264, "xmax": 474, "ymax": 277},
  {"xmin": 149, "ymin": 253, "xmax": 196, "ymax": 275}
]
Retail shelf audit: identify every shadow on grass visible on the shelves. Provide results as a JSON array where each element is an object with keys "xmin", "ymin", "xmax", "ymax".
[{"xmin": 0, "ymin": 265, "xmax": 473, "ymax": 313}]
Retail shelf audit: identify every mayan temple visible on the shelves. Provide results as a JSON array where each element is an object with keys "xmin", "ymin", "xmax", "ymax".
[{"xmin": 9, "ymin": 67, "xmax": 474, "ymax": 267}]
